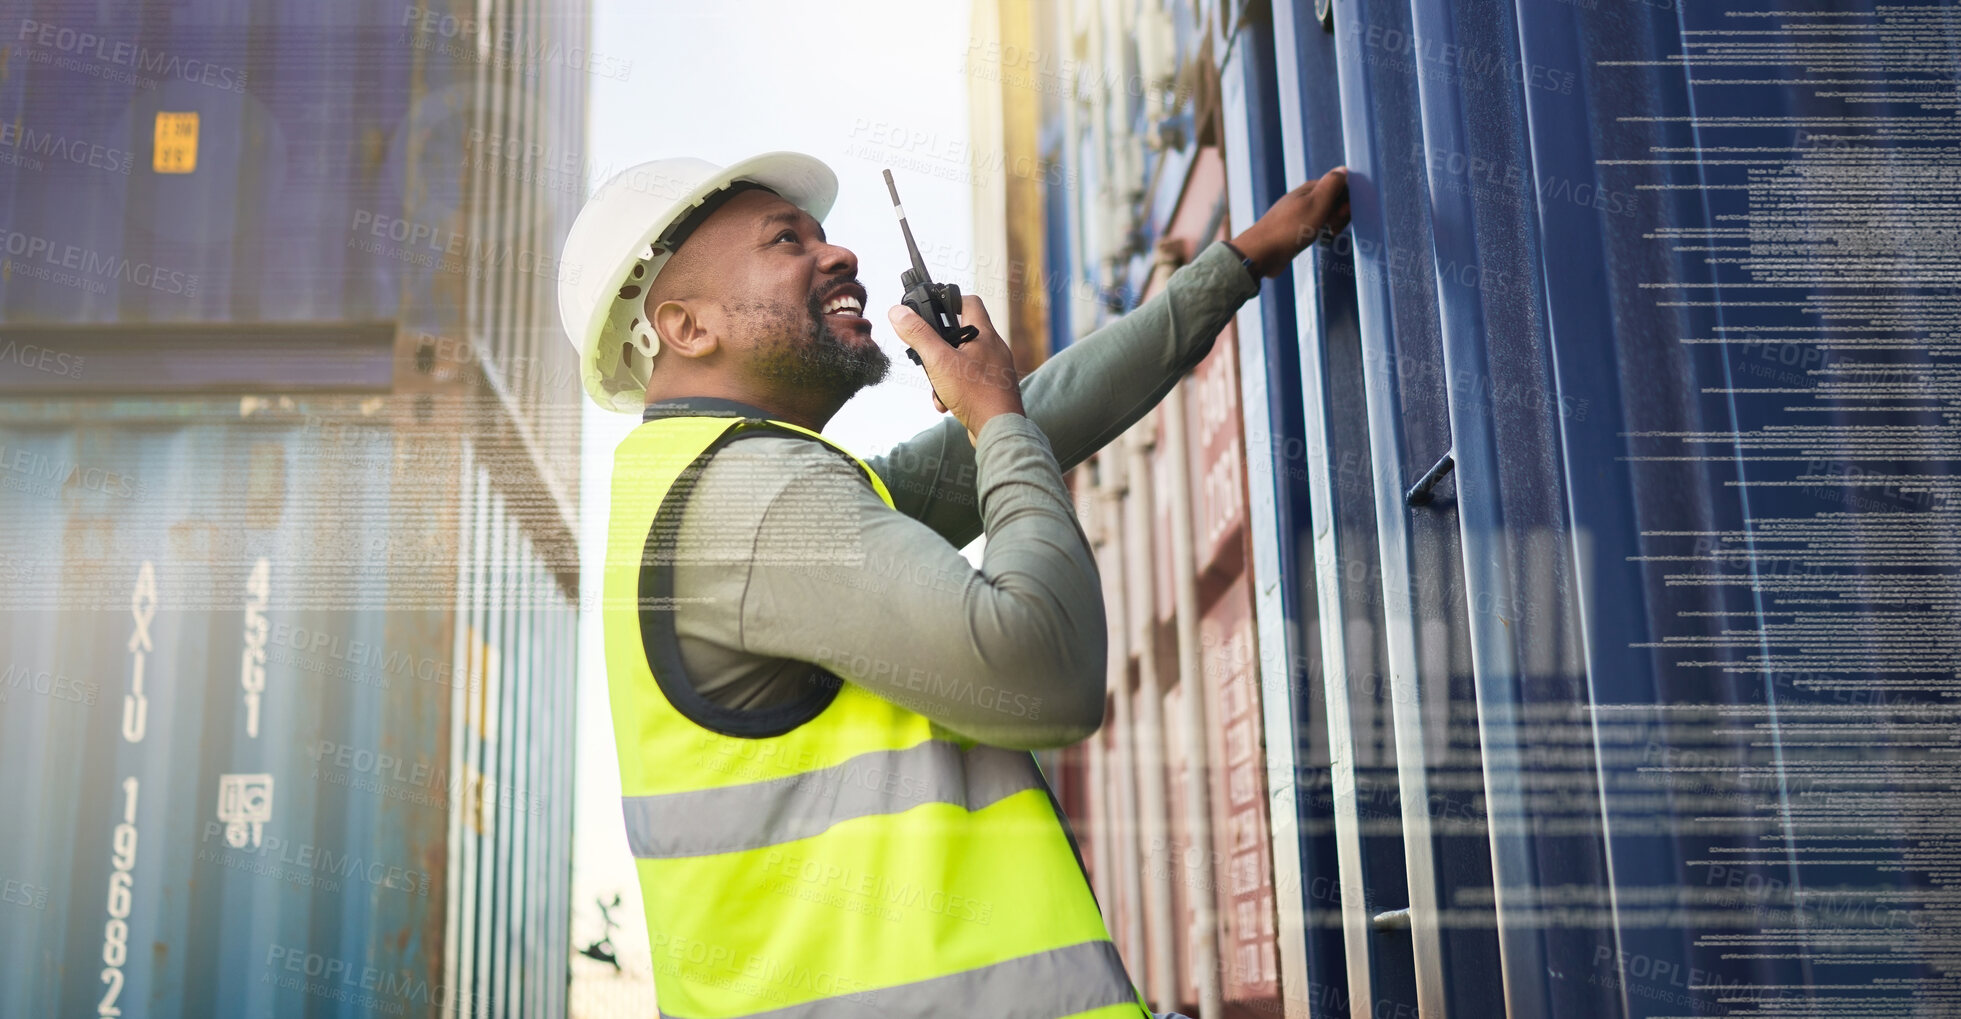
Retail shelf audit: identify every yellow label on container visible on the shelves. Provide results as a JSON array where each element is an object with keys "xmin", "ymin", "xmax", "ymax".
[{"xmin": 153, "ymin": 112, "xmax": 198, "ymax": 174}]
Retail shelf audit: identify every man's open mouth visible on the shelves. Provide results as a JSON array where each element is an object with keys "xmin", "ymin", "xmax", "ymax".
[{"xmin": 817, "ymin": 282, "xmax": 868, "ymax": 323}]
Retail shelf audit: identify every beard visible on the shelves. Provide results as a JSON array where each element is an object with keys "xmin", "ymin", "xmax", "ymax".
[{"xmin": 736, "ymin": 289, "xmax": 891, "ymax": 402}]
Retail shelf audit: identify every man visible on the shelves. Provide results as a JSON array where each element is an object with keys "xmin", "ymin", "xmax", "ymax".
[{"xmin": 561, "ymin": 152, "xmax": 1348, "ymax": 1019}]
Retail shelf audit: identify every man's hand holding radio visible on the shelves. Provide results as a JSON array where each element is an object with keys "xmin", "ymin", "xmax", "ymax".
[{"xmin": 888, "ymin": 295, "xmax": 1024, "ymax": 446}]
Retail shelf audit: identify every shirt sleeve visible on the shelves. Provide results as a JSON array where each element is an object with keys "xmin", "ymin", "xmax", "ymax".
[
  {"xmin": 866, "ymin": 239, "xmax": 1262, "ymax": 548},
  {"xmin": 735, "ymin": 412, "xmax": 1109, "ymax": 750}
]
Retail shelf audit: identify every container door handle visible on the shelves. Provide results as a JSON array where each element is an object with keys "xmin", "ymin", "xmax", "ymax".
[{"xmin": 1406, "ymin": 449, "xmax": 1455, "ymax": 507}]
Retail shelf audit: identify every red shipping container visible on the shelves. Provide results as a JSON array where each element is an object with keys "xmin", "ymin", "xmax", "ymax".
[
  {"xmin": 1160, "ymin": 676, "xmax": 1202, "ymax": 1011},
  {"xmin": 1188, "ymin": 325, "xmax": 1250, "ymax": 590},
  {"xmin": 1202, "ymin": 582, "xmax": 1281, "ymax": 1006}
]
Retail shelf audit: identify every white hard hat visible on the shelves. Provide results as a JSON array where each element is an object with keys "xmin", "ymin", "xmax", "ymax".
[{"xmin": 557, "ymin": 152, "xmax": 838, "ymax": 412}]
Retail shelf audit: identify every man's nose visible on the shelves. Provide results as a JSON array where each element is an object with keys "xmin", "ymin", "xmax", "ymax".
[{"xmin": 817, "ymin": 241, "xmax": 858, "ymax": 279}]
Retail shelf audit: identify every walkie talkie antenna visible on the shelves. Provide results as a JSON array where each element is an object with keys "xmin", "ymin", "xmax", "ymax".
[
  {"xmin": 882, "ymin": 168, "xmax": 977, "ymax": 381},
  {"xmin": 883, "ymin": 169, "xmax": 933, "ymax": 286}
]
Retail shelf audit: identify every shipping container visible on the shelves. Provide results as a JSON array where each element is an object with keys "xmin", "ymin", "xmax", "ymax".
[
  {"xmin": 0, "ymin": 0, "xmax": 589, "ymax": 1015},
  {"xmin": 977, "ymin": 0, "xmax": 1961, "ymax": 1017},
  {"xmin": 0, "ymin": 398, "xmax": 577, "ymax": 1018},
  {"xmin": 1271, "ymin": 0, "xmax": 1960, "ymax": 1015},
  {"xmin": 0, "ymin": 0, "xmax": 587, "ymax": 499}
]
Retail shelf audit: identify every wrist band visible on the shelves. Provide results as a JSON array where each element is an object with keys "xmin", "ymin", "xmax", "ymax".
[{"xmin": 1221, "ymin": 240, "xmax": 1263, "ymax": 283}]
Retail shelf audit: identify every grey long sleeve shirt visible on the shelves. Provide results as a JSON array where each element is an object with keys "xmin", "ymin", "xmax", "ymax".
[{"xmin": 649, "ymin": 240, "xmax": 1260, "ymax": 750}]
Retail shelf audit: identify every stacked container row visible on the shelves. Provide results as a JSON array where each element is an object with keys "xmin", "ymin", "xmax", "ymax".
[{"xmin": 0, "ymin": 0, "xmax": 594, "ymax": 1014}]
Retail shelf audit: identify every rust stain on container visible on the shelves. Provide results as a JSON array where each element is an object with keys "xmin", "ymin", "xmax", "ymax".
[{"xmin": 245, "ymin": 441, "xmax": 287, "ymax": 529}]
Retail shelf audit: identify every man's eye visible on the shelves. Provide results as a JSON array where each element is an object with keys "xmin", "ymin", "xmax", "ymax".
[{"xmin": 775, "ymin": 230, "xmax": 799, "ymax": 244}]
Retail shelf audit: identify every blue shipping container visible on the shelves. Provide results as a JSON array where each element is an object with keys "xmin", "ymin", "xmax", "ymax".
[{"xmin": 1205, "ymin": 0, "xmax": 1961, "ymax": 1016}]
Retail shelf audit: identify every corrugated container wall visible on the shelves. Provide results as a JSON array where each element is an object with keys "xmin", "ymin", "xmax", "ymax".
[
  {"xmin": 0, "ymin": 0, "xmax": 591, "ymax": 1015},
  {"xmin": 988, "ymin": 0, "xmax": 1961, "ymax": 1018},
  {"xmin": 1280, "ymin": 0, "xmax": 1958, "ymax": 1015}
]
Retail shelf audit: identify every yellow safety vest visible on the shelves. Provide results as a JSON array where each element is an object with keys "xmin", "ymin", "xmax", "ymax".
[{"xmin": 603, "ymin": 406, "xmax": 1151, "ymax": 1019}]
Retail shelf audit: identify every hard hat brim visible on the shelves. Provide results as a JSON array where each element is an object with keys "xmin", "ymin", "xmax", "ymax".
[{"xmin": 570, "ymin": 152, "xmax": 839, "ymax": 412}]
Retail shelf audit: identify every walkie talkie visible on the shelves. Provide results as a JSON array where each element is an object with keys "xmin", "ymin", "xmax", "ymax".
[{"xmin": 883, "ymin": 169, "xmax": 979, "ymax": 370}]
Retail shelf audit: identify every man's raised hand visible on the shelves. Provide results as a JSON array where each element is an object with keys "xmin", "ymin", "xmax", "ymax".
[
  {"xmin": 1230, "ymin": 166, "xmax": 1352, "ymax": 278},
  {"xmin": 887, "ymin": 295, "xmax": 1025, "ymax": 446}
]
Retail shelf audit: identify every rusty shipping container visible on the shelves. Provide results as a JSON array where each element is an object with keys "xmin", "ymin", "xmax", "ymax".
[
  {"xmin": 1021, "ymin": 114, "xmax": 1291, "ymax": 1019},
  {"xmin": 963, "ymin": 0, "xmax": 1301, "ymax": 1014},
  {"xmin": 0, "ymin": 0, "xmax": 590, "ymax": 1015},
  {"xmin": 1067, "ymin": 155, "xmax": 1289, "ymax": 1018}
]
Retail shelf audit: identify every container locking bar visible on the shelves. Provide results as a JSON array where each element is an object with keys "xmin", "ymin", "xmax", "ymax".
[
  {"xmin": 1406, "ymin": 450, "xmax": 1456, "ymax": 507},
  {"xmin": 1371, "ymin": 908, "xmax": 1412, "ymax": 932}
]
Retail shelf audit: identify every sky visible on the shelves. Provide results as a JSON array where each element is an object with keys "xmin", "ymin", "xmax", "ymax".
[{"xmin": 569, "ymin": 0, "xmax": 979, "ymax": 985}]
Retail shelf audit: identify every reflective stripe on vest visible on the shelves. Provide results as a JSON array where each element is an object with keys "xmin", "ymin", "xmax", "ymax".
[
  {"xmin": 658, "ymin": 940, "xmax": 1137, "ymax": 1019},
  {"xmin": 604, "ymin": 413, "xmax": 1147, "ymax": 1019},
  {"xmin": 623, "ymin": 740, "xmax": 1044, "ymax": 858}
]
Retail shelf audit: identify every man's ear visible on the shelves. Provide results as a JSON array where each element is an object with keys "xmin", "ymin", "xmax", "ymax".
[{"xmin": 650, "ymin": 298, "xmax": 714, "ymax": 359}]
